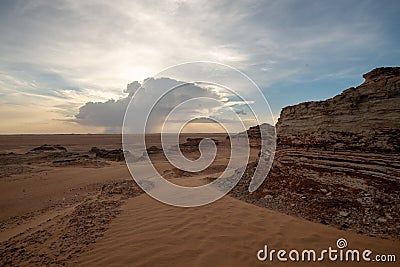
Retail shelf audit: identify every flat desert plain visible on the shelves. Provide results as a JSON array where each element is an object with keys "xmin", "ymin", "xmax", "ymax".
[{"xmin": 0, "ymin": 135, "xmax": 398, "ymax": 266}]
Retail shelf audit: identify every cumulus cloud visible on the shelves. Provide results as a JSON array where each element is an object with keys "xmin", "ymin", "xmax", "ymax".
[
  {"xmin": 75, "ymin": 99, "xmax": 129, "ymax": 130},
  {"xmin": 74, "ymin": 77, "xmax": 229, "ymax": 133}
]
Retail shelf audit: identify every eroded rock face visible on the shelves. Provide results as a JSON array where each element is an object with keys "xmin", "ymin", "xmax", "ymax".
[
  {"xmin": 235, "ymin": 67, "xmax": 400, "ymax": 239},
  {"xmin": 277, "ymin": 67, "xmax": 400, "ymax": 153}
]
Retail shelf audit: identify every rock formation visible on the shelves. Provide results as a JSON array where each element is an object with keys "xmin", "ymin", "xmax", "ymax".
[
  {"xmin": 179, "ymin": 137, "xmax": 220, "ymax": 153},
  {"xmin": 234, "ymin": 123, "xmax": 276, "ymax": 149},
  {"xmin": 233, "ymin": 67, "xmax": 400, "ymax": 238},
  {"xmin": 146, "ymin": 146, "xmax": 162, "ymax": 154},
  {"xmin": 30, "ymin": 144, "xmax": 67, "ymax": 152},
  {"xmin": 89, "ymin": 147, "xmax": 126, "ymax": 161},
  {"xmin": 277, "ymin": 67, "xmax": 400, "ymax": 153}
]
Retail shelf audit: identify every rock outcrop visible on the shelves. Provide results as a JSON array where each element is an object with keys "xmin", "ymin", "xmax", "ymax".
[
  {"xmin": 30, "ymin": 144, "xmax": 67, "ymax": 152},
  {"xmin": 234, "ymin": 123, "xmax": 276, "ymax": 149},
  {"xmin": 89, "ymin": 147, "xmax": 126, "ymax": 161},
  {"xmin": 234, "ymin": 67, "xmax": 400, "ymax": 239},
  {"xmin": 146, "ymin": 146, "xmax": 163, "ymax": 155},
  {"xmin": 179, "ymin": 137, "xmax": 220, "ymax": 153},
  {"xmin": 277, "ymin": 67, "xmax": 400, "ymax": 153}
]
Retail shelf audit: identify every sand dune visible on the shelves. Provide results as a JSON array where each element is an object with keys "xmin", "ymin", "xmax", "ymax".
[{"xmin": 77, "ymin": 194, "xmax": 399, "ymax": 266}]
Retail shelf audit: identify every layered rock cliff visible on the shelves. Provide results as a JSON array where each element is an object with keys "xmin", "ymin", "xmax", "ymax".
[
  {"xmin": 231, "ymin": 67, "xmax": 400, "ymax": 238},
  {"xmin": 277, "ymin": 67, "xmax": 400, "ymax": 153}
]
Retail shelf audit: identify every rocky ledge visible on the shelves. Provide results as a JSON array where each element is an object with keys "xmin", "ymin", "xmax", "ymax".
[{"xmin": 234, "ymin": 67, "xmax": 400, "ymax": 239}]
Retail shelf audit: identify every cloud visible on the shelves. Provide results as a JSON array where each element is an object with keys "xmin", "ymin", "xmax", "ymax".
[
  {"xmin": 74, "ymin": 77, "xmax": 228, "ymax": 133},
  {"xmin": 2, "ymin": 0, "xmax": 396, "ymax": 95},
  {"xmin": 75, "ymin": 99, "xmax": 128, "ymax": 128},
  {"xmin": 235, "ymin": 110, "xmax": 247, "ymax": 115},
  {"xmin": 74, "ymin": 76, "xmax": 262, "ymax": 133},
  {"xmin": 0, "ymin": 0, "xmax": 399, "ymax": 133},
  {"xmin": 186, "ymin": 117, "xmax": 218, "ymax": 124}
]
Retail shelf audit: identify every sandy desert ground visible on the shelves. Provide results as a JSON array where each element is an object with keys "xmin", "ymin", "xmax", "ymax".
[{"xmin": 0, "ymin": 134, "xmax": 398, "ymax": 266}]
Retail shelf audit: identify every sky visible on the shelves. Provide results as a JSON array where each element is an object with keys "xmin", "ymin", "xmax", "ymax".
[{"xmin": 0, "ymin": 0, "xmax": 399, "ymax": 134}]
